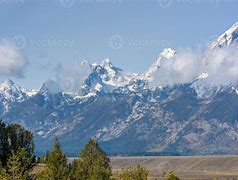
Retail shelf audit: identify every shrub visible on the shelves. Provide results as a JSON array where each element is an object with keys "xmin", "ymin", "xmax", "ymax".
[{"xmin": 118, "ymin": 165, "xmax": 149, "ymax": 180}]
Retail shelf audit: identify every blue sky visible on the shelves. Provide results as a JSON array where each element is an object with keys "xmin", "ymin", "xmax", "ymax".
[{"xmin": 0, "ymin": 0, "xmax": 238, "ymax": 88}]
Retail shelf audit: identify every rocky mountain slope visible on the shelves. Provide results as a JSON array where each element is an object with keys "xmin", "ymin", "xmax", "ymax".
[{"xmin": 1, "ymin": 22, "xmax": 238, "ymax": 155}]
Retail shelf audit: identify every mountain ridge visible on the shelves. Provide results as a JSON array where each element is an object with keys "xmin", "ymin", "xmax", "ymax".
[{"xmin": 1, "ymin": 22, "xmax": 238, "ymax": 155}]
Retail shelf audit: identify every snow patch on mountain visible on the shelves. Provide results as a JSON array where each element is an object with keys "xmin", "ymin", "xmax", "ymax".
[
  {"xmin": 24, "ymin": 89, "xmax": 38, "ymax": 97},
  {"xmin": 93, "ymin": 101, "xmax": 144, "ymax": 141},
  {"xmin": 143, "ymin": 48, "xmax": 176, "ymax": 82},
  {"xmin": 79, "ymin": 59, "xmax": 138, "ymax": 95},
  {"xmin": 0, "ymin": 79, "xmax": 27, "ymax": 112},
  {"xmin": 1, "ymin": 22, "xmax": 238, "ymax": 155},
  {"xmin": 99, "ymin": 59, "xmax": 136, "ymax": 87},
  {"xmin": 0, "ymin": 79, "xmax": 24, "ymax": 99},
  {"xmin": 211, "ymin": 22, "xmax": 238, "ymax": 49}
]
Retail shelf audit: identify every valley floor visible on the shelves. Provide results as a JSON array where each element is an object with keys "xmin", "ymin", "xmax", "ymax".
[{"xmin": 110, "ymin": 156, "xmax": 238, "ymax": 180}]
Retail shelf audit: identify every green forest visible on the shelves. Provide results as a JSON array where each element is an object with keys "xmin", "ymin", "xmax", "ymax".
[{"xmin": 0, "ymin": 121, "xmax": 179, "ymax": 180}]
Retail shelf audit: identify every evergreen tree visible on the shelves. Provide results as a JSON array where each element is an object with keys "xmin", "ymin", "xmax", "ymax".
[
  {"xmin": 6, "ymin": 148, "xmax": 30, "ymax": 180},
  {"xmin": 0, "ymin": 121, "xmax": 35, "ymax": 179},
  {"xmin": 74, "ymin": 139, "xmax": 112, "ymax": 180},
  {"xmin": 118, "ymin": 165, "xmax": 148, "ymax": 180},
  {"xmin": 37, "ymin": 139, "xmax": 68, "ymax": 180},
  {"xmin": 66, "ymin": 162, "xmax": 75, "ymax": 180},
  {"xmin": 0, "ymin": 120, "xmax": 34, "ymax": 167},
  {"xmin": 0, "ymin": 120, "xmax": 10, "ymax": 166}
]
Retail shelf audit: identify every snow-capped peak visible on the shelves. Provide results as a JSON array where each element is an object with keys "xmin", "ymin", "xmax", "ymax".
[
  {"xmin": 99, "ymin": 59, "xmax": 136, "ymax": 87},
  {"xmin": 101, "ymin": 58, "xmax": 113, "ymax": 68},
  {"xmin": 100, "ymin": 58, "xmax": 122, "ymax": 78},
  {"xmin": 143, "ymin": 48, "xmax": 176, "ymax": 81},
  {"xmin": 0, "ymin": 79, "xmax": 29, "ymax": 113},
  {"xmin": 0, "ymin": 79, "xmax": 23, "ymax": 96},
  {"xmin": 160, "ymin": 48, "xmax": 176, "ymax": 59},
  {"xmin": 0, "ymin": 79, "xmax": 16, "ymax": 89},
  {"xmin": 194, "ymin": 22, "xmax": 238, "ymax": 98},
  {"xmin": 79, "ymin": 59, "xmax": 137, "ymax": 95},
  {"xmin": 211, "ymin": 22, "xmax": 238, "ymax": 50},
  {"xmin": 0, "ymin": 79, "xmax": 38, "ymax": 98}
]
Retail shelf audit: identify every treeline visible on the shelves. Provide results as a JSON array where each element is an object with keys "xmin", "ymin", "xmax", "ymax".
[
  {"xmin": 0, "ymin": 121, "xmax": 179, "ymax": 180},
  {"xmin": 109, "ymin": 152, "xmax": 182, "ymax": 157},
  {"xmin": 0, "ymin": 120, "xmax": 35, "ymax": 179},
  {"xmin": 36, "ymin": 139, "xmax": 152, "ymax": 180}
]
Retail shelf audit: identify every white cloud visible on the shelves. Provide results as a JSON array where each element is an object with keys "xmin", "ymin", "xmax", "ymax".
[
  {"xmin": 150, "ymin": 48, "xmax": 203, "ymax": 87},
  {"xmin": 149, "ymin": 45, "xmax": 238, "ymax": 87},
  {"xmin": 0, "ymin": 40, "xmax": 28, "ymax": 78},
  {"xmin": 55, "ymin": 60, "xmax": 92, "ymax": 92},
  {"xmin": 205, "ymin": 45, "xmax": 238, "ymax": 85}
]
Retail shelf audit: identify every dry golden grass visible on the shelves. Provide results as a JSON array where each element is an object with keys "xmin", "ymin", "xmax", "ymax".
[
  {"xmin": 31, "ymin": 156, "xmax": 238, "ymax": 179},
  {"xmin": 110, "ymin": 156, "xmax": 238, "ymax": 180}
]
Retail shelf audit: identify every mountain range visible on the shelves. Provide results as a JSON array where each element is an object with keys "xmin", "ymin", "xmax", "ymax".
[{"xmin": 1, "ymin": 22, "xmax": 238, "ymax": 156}]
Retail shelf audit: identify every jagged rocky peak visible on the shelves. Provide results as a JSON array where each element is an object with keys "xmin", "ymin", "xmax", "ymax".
[
  {"xmin": 0, "ymin": 79, "xmax": 24, "ymax": 96},
  {"xmin": 78, "ymin": 59, "xmax": 139, "ymax": 96},
  {"xmin": 0, "ymin": 79, "xmax": 38, "ymax": 99},
  {"xmin": 100, "ymin": 58, "xmax": 123, "ymax": 75},
  {"xmin": 211, "ymin": 22, "xmax": 238, "ymax": 50},
  {"xmin": 0, "ymin": 79, "xmax": 28, "ymax": 113},
  {"xmin": 92, "ymin": 59, "xmax": 132, "ymax": 85},
  {"xmin": 39, "ymin": 79, "xmax": 62, "ymax": 94},
  {"xmin": 101, "ymin": 58, "xmax": 113, "ymax": 68},
  {"xmin": 0, "ymin": 79, "xmax": 17, "ymax": 90},
  {"xmin": 143, "ymin": 48, "xmax": 176, "ymax": 81}
]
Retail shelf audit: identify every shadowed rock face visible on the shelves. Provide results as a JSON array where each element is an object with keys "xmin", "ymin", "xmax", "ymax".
[{"xmin": 2, "ymin": 81, "xmax": 238, "ymax": 156}]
